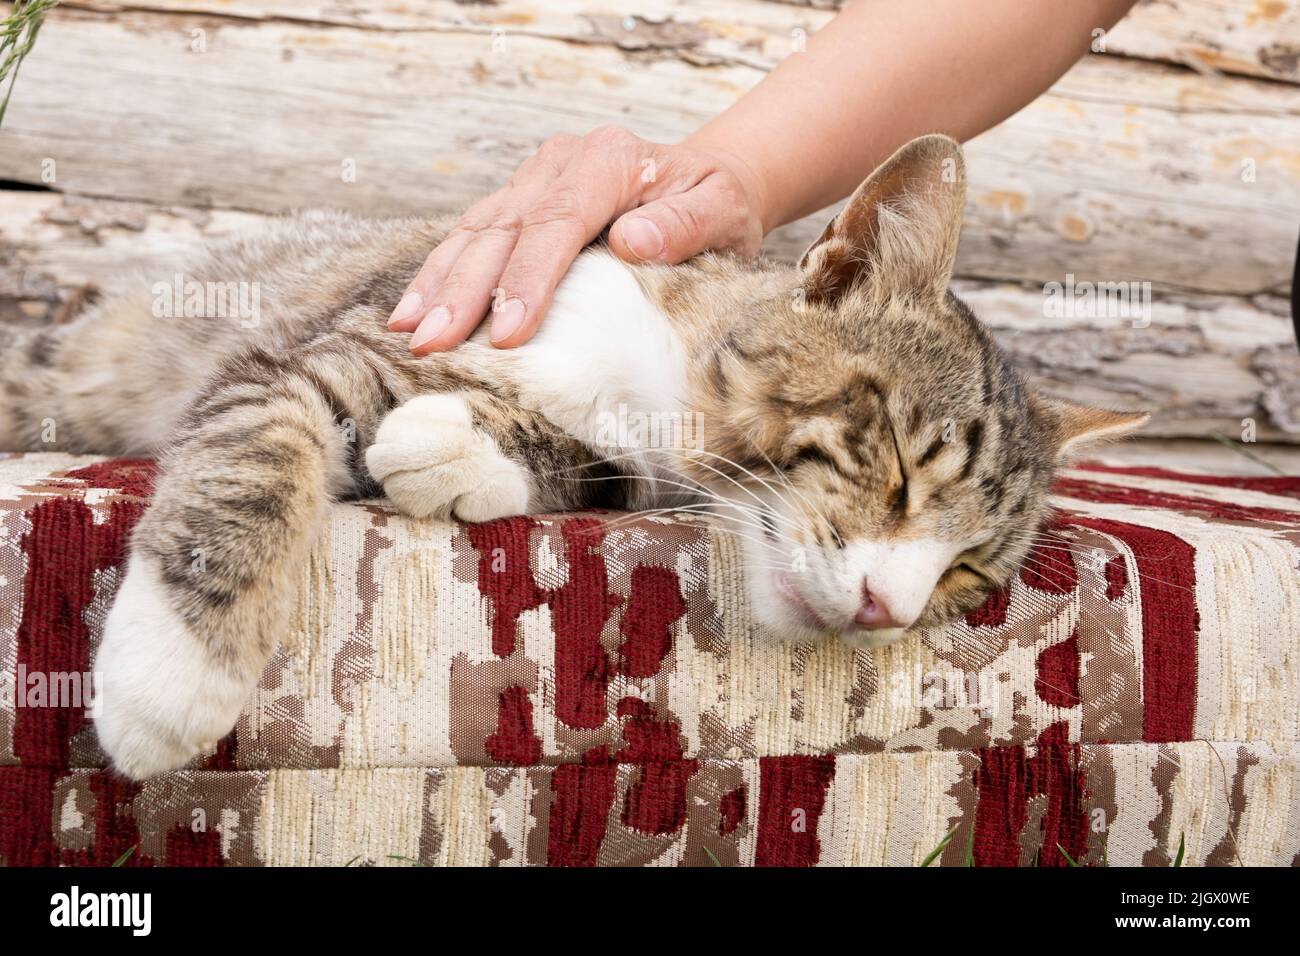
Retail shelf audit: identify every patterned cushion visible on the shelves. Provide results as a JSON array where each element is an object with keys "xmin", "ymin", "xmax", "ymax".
[{"xmin": 0, "ymin": 452, "xmax": 1296, "ymax": 866}]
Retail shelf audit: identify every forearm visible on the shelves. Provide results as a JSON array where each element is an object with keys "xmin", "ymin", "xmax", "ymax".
[{"xmin": 688, "ymin": 0, "xmax": 1138, "ymax": 233}]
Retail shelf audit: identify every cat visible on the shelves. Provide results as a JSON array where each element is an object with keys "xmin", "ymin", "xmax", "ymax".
[{"xmin": 0, "ymin": 134, "xmax": 1145, "ymax": 779}]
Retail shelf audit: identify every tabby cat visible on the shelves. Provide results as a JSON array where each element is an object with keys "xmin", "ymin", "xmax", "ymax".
[{"xmin": 0, "ymin": 135, "xmax": 1144, "ymax": 778}]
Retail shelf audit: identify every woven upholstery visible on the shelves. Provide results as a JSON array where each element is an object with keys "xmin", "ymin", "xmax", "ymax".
[{"xmin": 1, "ymin": 452, "xmax": 1297, "ymax": 866}]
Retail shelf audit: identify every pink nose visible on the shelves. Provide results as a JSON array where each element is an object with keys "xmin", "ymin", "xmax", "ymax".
[{"xmin": 854, "ymin": 580, "xmax": 902, "ymax": 630}]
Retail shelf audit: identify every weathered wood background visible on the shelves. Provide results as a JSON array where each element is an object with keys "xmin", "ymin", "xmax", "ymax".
[{"xmin": 1, "ymin": 0, "xmax": 1298, "ymax": 439}]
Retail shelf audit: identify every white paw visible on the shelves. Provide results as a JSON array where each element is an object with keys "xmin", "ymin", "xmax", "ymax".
[
  {"xmin": 365, "ymin": 394, "xmax": 531, "ymax": 522},
  {"xmin": 93, "ymin": 557, "xmax": 253, "ymax": 780}
]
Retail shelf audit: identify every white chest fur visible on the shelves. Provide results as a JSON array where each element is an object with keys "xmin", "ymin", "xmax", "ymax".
[{"xmin": 488, "ymin": 250, "xmax": 691, "ymax": 479}]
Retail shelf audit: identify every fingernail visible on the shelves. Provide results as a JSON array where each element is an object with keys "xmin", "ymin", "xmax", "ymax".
[
  {"xmin": 622, "ymin": 217, "xmax": 664, "ymax": 261},
  {"xmin": 388, "ymin": 291, "xmax": 423, "ymax": 328},
  {"xmin": 410, "ymin": 306, "xmax": 452, "ymax": 351},
  {"xmin": 489, "ymin": 297, "xmax": 527, "ymax": 345}
]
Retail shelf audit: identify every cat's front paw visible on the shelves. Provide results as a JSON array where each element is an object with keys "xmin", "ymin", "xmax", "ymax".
[
  {"xmin": 365, "ymin": 394, "xmax": 531, "ymax": 522},
  {"xmin": 93, "ymin": 557, "xmax": 253, "ymax": 780}
]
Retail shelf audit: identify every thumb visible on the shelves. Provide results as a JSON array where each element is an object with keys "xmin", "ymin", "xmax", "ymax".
[{"xmin": 609, "ymin": 181, "xmax": 755, "ymax": 265}]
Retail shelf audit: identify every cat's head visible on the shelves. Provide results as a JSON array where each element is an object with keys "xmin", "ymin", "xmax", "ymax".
[{"xmin": 688, "ymin": 134, "xmax": 1146, "ymax": 648}]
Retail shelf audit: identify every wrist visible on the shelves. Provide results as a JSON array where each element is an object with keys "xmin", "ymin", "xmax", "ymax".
[{"xmin": 683, "ymin": 131, "xmax": 781, "ymax": 238}]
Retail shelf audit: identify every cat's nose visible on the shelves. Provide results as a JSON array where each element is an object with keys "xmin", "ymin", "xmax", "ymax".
[{"xmin": 854, "ymin": 580, "xmax": 903, "ymax": 630}]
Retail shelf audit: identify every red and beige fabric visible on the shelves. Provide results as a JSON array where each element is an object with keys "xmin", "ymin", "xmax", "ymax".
[{"xmin": 0, "ymin": 452, "xmax": 1297, "ymax": 866}]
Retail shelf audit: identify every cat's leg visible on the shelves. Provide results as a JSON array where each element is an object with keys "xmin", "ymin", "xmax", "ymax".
[
  {"xmin": 93, "ymin": 348, "xmax": 374, "ymax": 779},
  {"xmin": 0, "ymin": 287, "xmax": 199, "ymax": 455},
  {"xmin": 366, "ymin": 390, "xmax": 632, "ymax": 520},
  {"xmin": 0, "ymin": 317, "xmax": 87, "ymax": 452}
]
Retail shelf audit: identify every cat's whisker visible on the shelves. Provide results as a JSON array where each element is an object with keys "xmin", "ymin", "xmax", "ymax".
[
  {"xmin": 562, "ymin": 511, "xmax": 785, "ymax": 567},
  {"xmin": 701, "ymin": 529, "xmax": 797, "ymax": 564},
  {"xmin": 1033, "ymin": 530, "xmax": 1195, "ymax": 570},
  {"xmin": 747, "ymin": 562, "xmax": 825, "ymax": 575},
  {"xmin": 537, "ymin": 448, "xmax": 690, "ymax": 483},
  {"xmin": 572, "ymin": 505, "xmax": 716, "ymax": 535},
  {"xmin": 709, "ymin": 506, "xmax": 800, "ymax": 541},
  {"xmin": 674, "ymin": 446, "xmax": 808, "ymax": 521},
  {"xmin": 749, "ymin": 445, "xmax": 843, "ymax": 548},
  {"xmin": 590, "ymin": 505, "xmax": 776, "ymax": 543},
  {"xmin": 546, "ymin": 469, "xmax": 810, "ymax": 540},
  {"xmin": 603, "ymin": 506, "xmax": 777, "ymax": 544},
  {"xmin": 1016, "ymin": 551, "xmax": 1201, "ymax": 598},
  {"xmin": 542, "ymin": 443, "xmax": 816, "ymax": 539},
  {"xmin": 661, "ymin": 449, "xmax": 812, "ymax": 537},
  {"xmin": 548, "ymin": 469, "xmax": 708, "ymax": 501}
]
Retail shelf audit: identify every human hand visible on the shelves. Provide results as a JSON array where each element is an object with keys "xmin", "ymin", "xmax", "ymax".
[{"xmin": 387, "ymin": 125, "xmax": 769, "ymax": 353}]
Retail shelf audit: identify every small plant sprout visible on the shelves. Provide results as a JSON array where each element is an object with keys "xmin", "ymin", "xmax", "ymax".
[{"xmin": 0, "ymin": 0, "xmax": 58, "ymax": 127}]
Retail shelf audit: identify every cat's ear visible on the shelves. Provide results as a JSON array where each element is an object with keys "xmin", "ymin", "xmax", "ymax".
[
  {"xmin": 1034, "ymin": 396, "xmax": 1150, "ymax": 461},
  {"xmin": 800, "ymin": 134, "xmax": 966, "ymax": 305}
]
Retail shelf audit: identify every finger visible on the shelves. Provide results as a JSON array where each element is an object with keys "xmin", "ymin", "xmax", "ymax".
[
  {"xmin": 389, "ymin": 134, "xmax": 580, "ymax": 334},
  {"xmin": 386, "ymin": 226, "xmax": 475, "ymax": 332},
  {"xmin": 488, "ymin": 130, "xmax": 653, "ymax": 348},
  {"xmin": 608, "ymin": 172, "xmax": 763, "ymax": 265},
  {"xmin": 408, "ymin": 215, "xmax": 524, "ymax": 354}
]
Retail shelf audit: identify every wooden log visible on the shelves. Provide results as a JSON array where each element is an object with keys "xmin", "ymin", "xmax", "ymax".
[
  {"xmin": 763, "ymin": 0, "xmax": 1300, "ymax": 85},
  {"xmin": 1090, "ymin": 0, "xmax": 1300, "ymax": 84},
  {"xmin": 955, "ymin": 280, "xmax": 1300, "ymax": 441},
  {"xmin": 3, "ymin": 190, "xmax": 1296, "ymax": 440},
  {"xmin": 57, "ymin": 0, "xmax": 1300, "ymax": 85},
  {"xmin": 1, "ymin": 5, "xmax": 1296, "ymax": 299}
]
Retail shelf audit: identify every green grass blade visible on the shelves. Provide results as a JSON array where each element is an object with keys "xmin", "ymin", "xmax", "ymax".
[
  {"xmin": 1057, "ymin": 844, "xmax": 1080, "ymax": 867},
  {"xmin": 1210, "ymin": 435, "xmax": 1285, "ymax": 475},
  {"xmin": 920, "ymin": 825, "xmax": 958, "ymax": 867},
  {"xmin": 111, "ymin": 845, "xmax": 137, "ymax": 867},
  {"xmin": 0, "ymin": 1, "xmax": 59, "ymax": 128},
  {"xmin": 702, "ymin": 847, "xmax": 722, "ymax": 867},
  {"xmin": 1173, "ymin": 833, "xmax": 1185, "ymax": 867}
]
